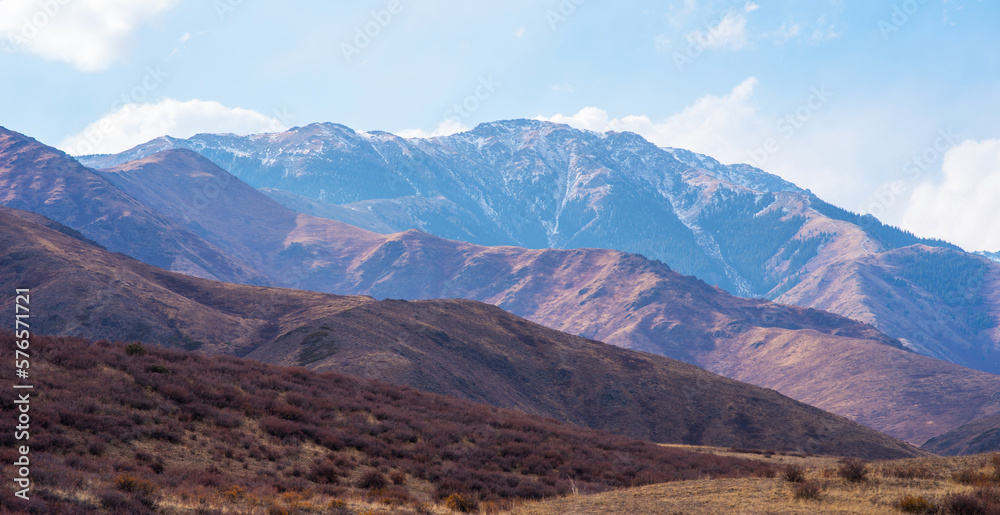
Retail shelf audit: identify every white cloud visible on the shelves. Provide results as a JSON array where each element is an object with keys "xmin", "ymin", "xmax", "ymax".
[
  {"xmin": 682, "ymin": 3, "xmax": 759, "ymax": 51},
  {"xmin": 0, "ymin": 0, "xmax": 179, "ymax": 72},
  {"xmin": 395, "ymin": 119, "xmax": 469, "ymax": 139},
  {"xmin": 902, "ymin": 138, "xmax": 1000, "ymax": 252},
  {"xmin": 514, "ymin": 27, "xmax": 526, "ymax": 38},
  {"xmin": 60, "ymin": 99, "xmax": 289, "ymax": 155},
  {"xmin": 538, "ymin": 77, "xmax": 765, "ymax": 165},
  {"xmin": 764, "ymin": 21, "xmax": 802, "ymax": 45}
]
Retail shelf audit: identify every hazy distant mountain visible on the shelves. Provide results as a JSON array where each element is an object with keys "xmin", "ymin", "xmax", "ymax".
[
  {"xmin": 0, "ymin": 205, "xmax": 927, "ymax": 458},
  {"xmin": 978, "ymin": 251, "xmax": 1000, "ymax": 263},
  {"xmin": 77, "ymin": 121, "xmax": 999, "ymax": 377}
]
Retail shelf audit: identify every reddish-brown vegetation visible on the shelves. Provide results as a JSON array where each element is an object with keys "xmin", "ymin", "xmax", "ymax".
[{"xmin": 0, "ymin": 332, "xmax": 775, "ymax": 513}]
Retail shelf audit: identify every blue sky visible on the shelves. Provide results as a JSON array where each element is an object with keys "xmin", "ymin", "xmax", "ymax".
[{"xmin": 1, "ymin": 0, "xmax": 998, "ymax": 250}]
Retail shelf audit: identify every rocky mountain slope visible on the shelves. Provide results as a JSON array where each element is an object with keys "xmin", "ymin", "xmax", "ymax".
[
  {"xmin": 76, "ymin": 121, "xmax": 1000, "ymax": 376},
  {"xmin": 0, "ymin": 206, "xmax": 925, "ymax": 457},
  {"xmin": 0, "ymin": 135, "xmax": 993, "ymax": 444},
  {"xmin": 0, "ymin": 127, "xmax": 263, "ymax": 285}
]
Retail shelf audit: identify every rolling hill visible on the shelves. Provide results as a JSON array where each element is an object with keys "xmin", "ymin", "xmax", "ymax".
[{"xmin": 921, "ymin": 414, "xmax": 1000, "ymax": 456}]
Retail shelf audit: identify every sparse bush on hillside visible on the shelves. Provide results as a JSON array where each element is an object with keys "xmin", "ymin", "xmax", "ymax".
[
  {"xmin": 884, "ymin": 465, "xmax": 939, "ymax": 480},
  {"xmin": 356, "ymin": 469, "xmax": 389, "ymax": 490},
  {"xmin": 838, "ymin": 458, "xmax": 869, "ymax": 483},
  {"xmin": 792, "ymin": 481, "xmax": 822, "ymax": 501},
  {"xmin": 894, "ymin": 494, "xmax": 936, "ymax": 514},
  {"xmin": 945, "ymin": 492, "xmax": 991, "ymax": 515},
  {"xmin": 444, "ymin": 492, "xmax": 479, "ymax": 512},
  {"xmin": 955, "ymin": 468, "xmax": 987, "ymax": 485},
  {"xmin": 782, "ymin": 465, "xmax": 805, "ymax": 483},
  {"xmin": 125, "ymin": 342, "xmax": 146, "ymax": 356}
]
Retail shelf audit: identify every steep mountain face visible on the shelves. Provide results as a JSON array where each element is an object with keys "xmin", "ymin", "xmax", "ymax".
[
  {"xmin": 78, "ymin": 120, "xmax": 815, "ymax": 297},
  {"xmin": 76, "ymin": 121, "xmax": 1000, "ymax": 376},
  {"xmin": 15, "ymin": 148, "xmax": 988, "ymax": 445},
  {"xmin": 0, "ymin": 127, "xmax": 264, "ymax": 285},
  {"xmin": 0, "ymin": 207, "xmax": 925, "ymax": 458},
  {"xmin": 777, "ymin": 245, "xmax": 1000, "ymax": 369}
]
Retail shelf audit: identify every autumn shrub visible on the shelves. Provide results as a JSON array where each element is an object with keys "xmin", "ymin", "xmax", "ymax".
[
  {"xmin": 885, "ymin": 465, "xmax": 938, "ymax": 480},
  {"xmin": 444, "ymin": 492, "xmax": 479, "ymax": 512},
  {"xmin": 390, "ymin": 470, "xmax": 407, "ymax": 485},
  {"xmin": 837, "ymin": 459, "xmax": 868, "ymax": 483},
  {"xmin": 307, "ymin": 459, "xmax": 344, "ymax": 484},
  {"xmin": 792, "ymin": 481, "xmax": 822, "ymax": 501},
  {"xmin": 894, "ymin": 494, "xmax": 937, "ymax": 514},
  {"xmin": 944, "ymin": 492, "xmax": 991, "ymax": 515},
  {"xmin": 98, "ymin": 489, "xmax": 158, "ymax": 514},
  {"xmin": 327, "ymin": 499, "xmax": 351, "ymax": 515},
  {"xmin": 956, "ymin": 468, "xmax": 987, "ymax": 485},
  {"xmin": 356, "ymin": 469, "xmax": 389, "ymax": 490},
  {"xmin": 114, "ymin": 474, "xmax": 156, "ymax": 496},
  {"xmin": 782, "ymin": 465, "xmax": 805, "ymax": 483}
]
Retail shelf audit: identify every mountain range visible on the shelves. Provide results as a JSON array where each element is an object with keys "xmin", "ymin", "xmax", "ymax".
[
  {"xmin": 3, "ymin": 125, "xmax": 1000, "ymax": 446},
  {"xmin": 0, "ymin": 204, "xmax": 924, "ymax": 458},
  {"xmin": 76, "ymin": 120, "xmax": 1000, "ymax": 377}
]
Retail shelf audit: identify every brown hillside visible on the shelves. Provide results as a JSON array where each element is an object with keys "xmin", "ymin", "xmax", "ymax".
[
  {"xmin": 0, "ymin": 206, "xmax": 923, "ymax": 459},
  {"xmin": 0, "ymin": 333, "xmax": 779, "ymax": 513},
  {"xmin": 922, "ymin": 414, "xmax": 1000, "ymax": 456}
]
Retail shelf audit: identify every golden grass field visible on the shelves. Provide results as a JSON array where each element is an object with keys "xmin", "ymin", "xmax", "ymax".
[{"xmin": 504, "ymin": 446, "xmax": 997, "ymax": 515}]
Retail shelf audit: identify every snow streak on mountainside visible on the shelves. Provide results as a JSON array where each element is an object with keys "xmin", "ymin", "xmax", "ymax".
[
  {"xmin": 80, "ymin": 120, "xmax": 814, "ymax": 297},
  {"xmin": 77, "ymin": 120, "xmax": 1000, "ymax": 375}
]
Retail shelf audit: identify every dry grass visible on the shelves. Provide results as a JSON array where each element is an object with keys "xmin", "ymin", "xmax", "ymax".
[{"xmin": 505, "ymin": 447, "xmax": 1000, "ymax": 515}]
